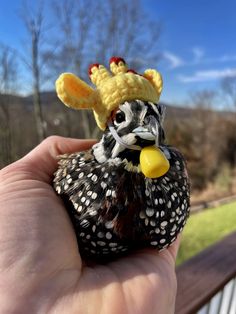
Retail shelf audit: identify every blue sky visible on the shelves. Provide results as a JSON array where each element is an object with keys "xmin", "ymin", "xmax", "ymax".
[
  {"xmin": 142, "ymin": 0, "xmax": 236, "ymax": 106},
  {"xmin": 0, "ymin": 0, "xmax": 236, "ymax": 107}
]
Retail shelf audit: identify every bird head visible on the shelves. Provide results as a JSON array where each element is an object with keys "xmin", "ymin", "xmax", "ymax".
[
  {"xmin": 92, "ymin": 100, "xmax": 166, "ymax": 165},
  {"xmin": 55, "ymin": 57, "xmax": 170, "ymax": 178}
]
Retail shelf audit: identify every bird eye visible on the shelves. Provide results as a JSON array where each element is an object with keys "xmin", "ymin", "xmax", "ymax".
[
  {"xmin": 115, "ymin": 111, "xmax": 125, "ymax": 124},
  {"xmin": 144, "ymin": 116, "xmax": 151, "ymax": 124}
]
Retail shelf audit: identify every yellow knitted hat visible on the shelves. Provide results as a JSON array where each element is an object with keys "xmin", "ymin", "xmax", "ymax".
[{"xmin": 56, "ymin": 57, "xmax": 163, "ymax": 130}]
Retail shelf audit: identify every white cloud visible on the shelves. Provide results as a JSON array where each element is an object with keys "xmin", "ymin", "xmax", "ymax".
[
  {"xmin": 178, "ymin": 68, "xmax": 236, "ymax": 83},
  {"xmin": 162, "ymin": 51, "xmax": 184, "ymax": 69},
  {"xmin": 190, "ymin": 51, "xmax": 236, "ymax": 66},
  {"xmin": 161, "ymin": 47, "xmax": 236, "ymax": 71},
  {"xmin": 217, "ymin": 54, "xmax": 236, "ymax": 63},
  {"xmin": 195, "ymin": 54, "xmax": 236, "ymax": 65},
  {"xmin": 192, "ymin": 47, "xmax": 204, "ymax": 62}
]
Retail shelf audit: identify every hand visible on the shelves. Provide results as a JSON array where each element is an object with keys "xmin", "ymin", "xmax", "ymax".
[{"xmin": 0, "ymin": 136, "xmax": 179, "ymax": 314}]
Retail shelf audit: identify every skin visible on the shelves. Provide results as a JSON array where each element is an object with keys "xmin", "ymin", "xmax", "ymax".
[{"xmin": 0, "ymin": 136, "xmax": 180, "ymax": 314}]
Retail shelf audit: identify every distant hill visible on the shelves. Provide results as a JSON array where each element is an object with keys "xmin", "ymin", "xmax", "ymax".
[
  {"xmin": 0, "ymin": 91, "xmax": 196, "ymax": 118},
  {"xmin": 0, "ymin": 91, "xmax": 233, "ymax": 122}
]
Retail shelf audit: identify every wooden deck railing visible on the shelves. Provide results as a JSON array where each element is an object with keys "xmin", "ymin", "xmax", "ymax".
[{"xmin": 175, "ymin": 231, "xmax": 236, "ymax": 314}]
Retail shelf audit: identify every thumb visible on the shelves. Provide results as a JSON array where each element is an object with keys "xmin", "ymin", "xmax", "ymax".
[{"xmin": 21, "ymin": 136, "xmax": 96, "ymax": 183}]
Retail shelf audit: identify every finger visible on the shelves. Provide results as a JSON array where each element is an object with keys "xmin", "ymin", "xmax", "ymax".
[{"xmin": 21, "ymin": 136, "xmax": 97, "ymax": 182}]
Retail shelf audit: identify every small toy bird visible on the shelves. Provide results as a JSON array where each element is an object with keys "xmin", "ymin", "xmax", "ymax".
[{"xmin": 54, "ymin": 57, "xmax": 190, "ymax": 261}]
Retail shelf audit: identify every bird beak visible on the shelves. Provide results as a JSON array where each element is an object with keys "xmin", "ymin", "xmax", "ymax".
[{"xmin": 132, "ymin": 126, "xmax": 156, "ymax": 141}]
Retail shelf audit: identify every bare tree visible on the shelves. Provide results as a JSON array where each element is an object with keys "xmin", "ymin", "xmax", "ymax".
[
  {"xmin": 221, "ymin": 76, "xmax": 236, "ymax": 167},
  {"xmin": 18, "ymin": 2, "xmax": 49, "ymax": 142},
  {"xmin": 221, "ymin": 76, "xmax": 236, "ymax": 110},
  {"xmin": 0, "ymin": 44, "xmax": 18, "ymax": 166},
  {"xmin": 187, "ymin": 90, "xmax": 220, "ymax": 189},
  {"xmin": 49, "ymin": 0, "xmax": 161, "ymax": 138}
]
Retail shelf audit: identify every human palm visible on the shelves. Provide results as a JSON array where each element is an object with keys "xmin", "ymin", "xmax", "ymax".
[{"xmin": 0, "ymin": 136, "xmax": 179, "ymax": 314}]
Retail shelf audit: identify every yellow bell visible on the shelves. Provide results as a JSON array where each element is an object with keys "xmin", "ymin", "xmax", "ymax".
[{"xmin": 140, "ymin": 146, "xmax": 170, "ymax": 178}]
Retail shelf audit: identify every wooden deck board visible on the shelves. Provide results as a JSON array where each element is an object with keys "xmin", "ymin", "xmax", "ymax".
[{"xmin": 175, "ymin": 231, "xmax": 236, "ymax": 314}]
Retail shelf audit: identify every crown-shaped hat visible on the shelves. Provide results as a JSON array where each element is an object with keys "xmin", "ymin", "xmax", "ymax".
[{"xmin": 56, "ymin": 57, "xmax": 163, "ymax": 130}]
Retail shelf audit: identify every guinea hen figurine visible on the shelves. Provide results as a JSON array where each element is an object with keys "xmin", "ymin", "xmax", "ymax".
[{"xmin": 54, "ymin": 57, "xmax": 190, "ymax": 261}]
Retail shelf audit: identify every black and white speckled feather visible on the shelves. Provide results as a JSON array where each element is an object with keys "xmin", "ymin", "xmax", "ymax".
[{"xmin": 54, "ymin": 100, "xmax": 190, "ymax": 261}]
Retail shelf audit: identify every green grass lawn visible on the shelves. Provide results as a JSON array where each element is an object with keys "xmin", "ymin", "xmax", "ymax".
[{"xmin": 176, "ymin": 201, "xmax": 236, "ymax": 265}]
